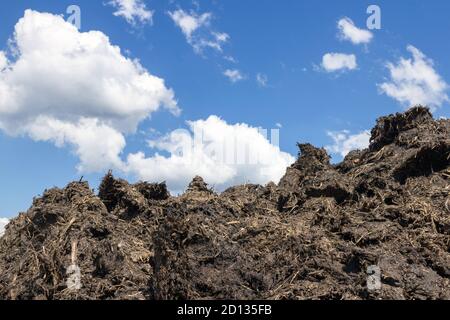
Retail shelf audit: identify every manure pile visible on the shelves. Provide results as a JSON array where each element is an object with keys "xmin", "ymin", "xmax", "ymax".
[{"xmin": 0, "ymin": 107, "xmax": 449, "ymax": 300}]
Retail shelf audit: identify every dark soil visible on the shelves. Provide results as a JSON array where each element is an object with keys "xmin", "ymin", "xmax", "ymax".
[{"xmin": 0, "ymin": 106, "xmax": 449, "ymax": 300}]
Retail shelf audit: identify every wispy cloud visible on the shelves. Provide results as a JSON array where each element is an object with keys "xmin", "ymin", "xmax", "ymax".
[
  {"xmin": 168, "ymin": 9, "xmax": 230, "ymax": 54},
  {"xmin": 108, "ymin": 0, "xmax": 154, "ymax": 26},
  {"xmin": 224, "ymin": 69, "xmax": 245, "ymax": 83},
  {"xmin": 256, "ymin": 73, "xmax": 268, "ymax": 87},
  {"xmin": 224, "ymin": 55, "xmax": 237, "ymax": 63},
  {"xmin": 168, "ymin": 9, "xmax": 211, "ymax": 39}
]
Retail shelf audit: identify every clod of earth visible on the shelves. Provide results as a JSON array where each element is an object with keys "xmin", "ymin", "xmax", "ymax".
[{"xmin": 0, "ymin": 106, "xmax": 449, "ymax": 300}]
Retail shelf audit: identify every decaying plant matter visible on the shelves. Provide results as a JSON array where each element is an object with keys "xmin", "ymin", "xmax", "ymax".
[{"xmin": 0, "ymin": 107, "xmax": 449, "ymax": 300}]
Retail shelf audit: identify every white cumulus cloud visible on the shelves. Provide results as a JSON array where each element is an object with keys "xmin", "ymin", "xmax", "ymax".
[
  {"xmin": 0, "ymin": 10, "xmax": 294, "ymax": 195},
  {"xmin": 326, "ymin": 130, "xmax": 371, "ymax": 158},
  {"xmin": 108, "ymin": 0, "xmax": 153, "ymax": 25},
  {"xmin": 337, "ymin": 17, "xmax": 373, "ymax": 45},
  {"xmin": 126, "ymin": 116, "xmax": 295, "ymax": 192},
  {"xmin": 168, "ymin": 9, "xmax": 229, "ymax": 54},
  {"xmin": 26, "ymin": 117, "xmax": 127, "ymax": 172},
  {"xmin": 224, "ymin": 69, "xmax": 244, "ymax": 83},
  {"xmin": 322, "ymin": 53, "xmax": 357, "ymax": 72},
  {"xmin": 379, "ymin": 45, "xmax": 449, "ymax": 111},
  {"xmin": 0, "ymin": 218, "xmax": 9, "ymax": 237},
  {"xmin": 0, "ymin": 10, "xmax": 179, "ymax": 172}
]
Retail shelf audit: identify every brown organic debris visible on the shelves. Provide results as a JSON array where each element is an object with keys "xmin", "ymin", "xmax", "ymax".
[{"xmin": 0, "ymin": 106, "xmax": 449, "ymax": 300}]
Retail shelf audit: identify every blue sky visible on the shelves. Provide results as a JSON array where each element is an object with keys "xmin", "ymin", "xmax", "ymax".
[{"xmin": 0, "ymin": 0, "xmax": 450, "ymax": 218}]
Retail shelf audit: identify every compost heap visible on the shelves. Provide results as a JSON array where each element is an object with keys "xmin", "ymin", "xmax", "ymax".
[{"xmin": 0, "ymin": 106, "xmax": 449, "ymax": 300}]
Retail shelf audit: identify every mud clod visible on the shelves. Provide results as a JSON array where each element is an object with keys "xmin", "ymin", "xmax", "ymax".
[{"xmin": 0, "ymin": 106, "xmax": 449, "ymax": 300}]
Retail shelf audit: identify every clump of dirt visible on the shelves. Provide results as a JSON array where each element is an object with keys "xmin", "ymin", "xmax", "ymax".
[{"xmin": 0, "ymin": 106, "xmax": 449, "ymax": 300}]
